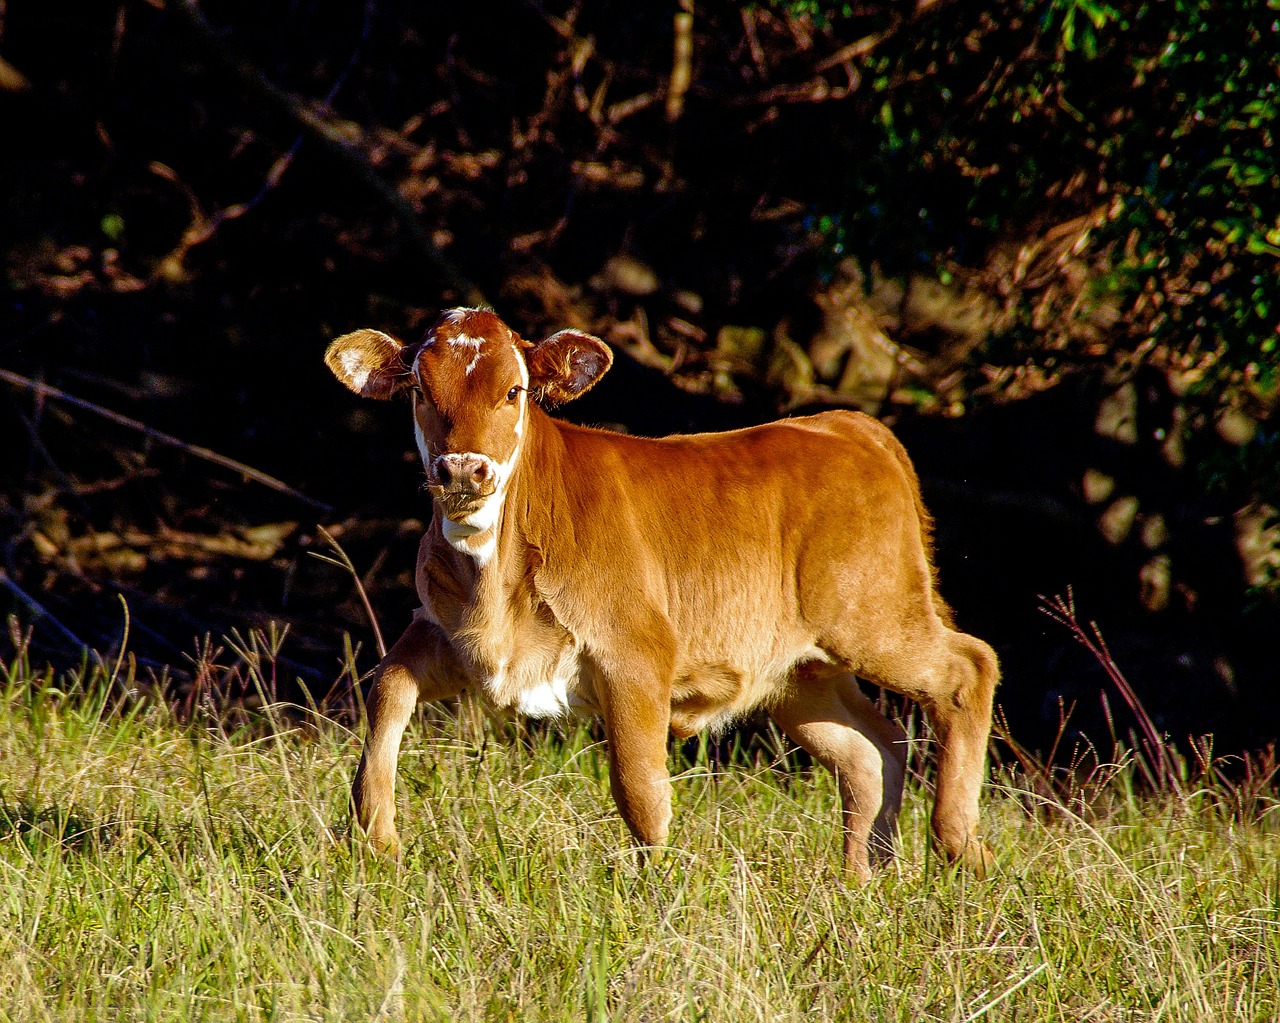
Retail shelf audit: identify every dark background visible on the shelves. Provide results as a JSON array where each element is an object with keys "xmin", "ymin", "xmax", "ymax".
[{"xmin": 2, "ymin": 1, "xmax": 1276, "ymax": 762}]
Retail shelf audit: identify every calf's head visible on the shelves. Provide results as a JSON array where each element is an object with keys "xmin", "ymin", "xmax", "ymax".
[{"xmin": 326, "ymin": 308, "xmax": 611, "ymax": 542}]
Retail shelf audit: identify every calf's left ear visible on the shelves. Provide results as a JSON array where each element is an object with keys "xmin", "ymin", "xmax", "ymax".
[
  {"xmin": 526, "ymin": 329, "xmax": 613, "ymax": 406},
  {"xmin": 325, "ymin": 328, "xmax": 410, "ymax": 400}
]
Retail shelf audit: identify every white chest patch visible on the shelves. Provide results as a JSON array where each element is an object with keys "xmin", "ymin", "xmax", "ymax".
[
  {"xmin": 515, "ymin": 676, "xmax": 572, "ymax": 718},
  {"xmin": 480, "ymin": 647, "xmax": 588, "ymax": 720}
]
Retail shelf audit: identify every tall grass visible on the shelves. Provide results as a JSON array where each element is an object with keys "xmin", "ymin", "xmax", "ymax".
[{"xmin": 0, "ymin": 624, "xmax": 1276, "ymax": 1022}]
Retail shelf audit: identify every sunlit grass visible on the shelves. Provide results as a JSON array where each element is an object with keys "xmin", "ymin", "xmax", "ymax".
[{"xmin": 0, "ymin": 638, "xmax": 1276, "ymax": 1022}]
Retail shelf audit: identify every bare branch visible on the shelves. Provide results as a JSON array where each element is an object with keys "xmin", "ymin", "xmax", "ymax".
[
  {"xmin": 0, "ymin": 368, "xmax": 332, "ymax": 512},
  {"xmin": 666, "ymin": 11, "xmax": 694, "ymax": 122},
  {"xmin": 168, "ymin": 0, "xmax": 486, "ymax": 306}
]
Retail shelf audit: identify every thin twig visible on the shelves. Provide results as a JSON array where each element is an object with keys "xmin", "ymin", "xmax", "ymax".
[
  {"xmin": 0, "ymin": 367, "xmax": 332, "ymax": 512},
  {"xmin": 169, "ymin": 0, "xmax": 486, "ymax": 306},
  {"xmin": 812, "ymin": 29, "xmax": 894, "ymax": 73},
  {"xmin": 1039, "ymin": 588, "xmax": 1185, "ymax": 796},
  {"xmin": 666, "ymin": 10, "xmax": 694, "ymax": 122},
  {"xmin": 0, "ymin": 569, "xmax": 89, "ymax": 653}
]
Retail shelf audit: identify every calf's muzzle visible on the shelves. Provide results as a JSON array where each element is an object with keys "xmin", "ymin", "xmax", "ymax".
[{"xmin": 432, "ymin": 452, "xmax": 497, "ymax": 497}]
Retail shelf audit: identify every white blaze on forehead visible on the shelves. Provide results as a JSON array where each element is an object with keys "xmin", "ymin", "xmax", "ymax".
[{"xmin": 446, "ymin": 332, "xmax": 487, "ymax": 375}]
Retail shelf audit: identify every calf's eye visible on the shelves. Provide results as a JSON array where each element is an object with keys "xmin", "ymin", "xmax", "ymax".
[{"xmin": 506, "ymin": 386, "xmax": 522, "ymax": 403}]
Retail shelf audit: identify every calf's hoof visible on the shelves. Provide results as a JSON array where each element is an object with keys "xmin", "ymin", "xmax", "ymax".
[
  {"xmin": 949, "ymin": 839, "xmax": 995, "ymax": 879},
  {"xmin": 354, "ymin": 824, "xmax": 402, "ymax": 861}
]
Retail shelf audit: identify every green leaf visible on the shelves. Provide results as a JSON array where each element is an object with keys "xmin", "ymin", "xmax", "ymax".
[
  {"xmin": 1245, "ymin": 235, "xmax": 1280, "ymax": 258},
  {"xmin": 100, "ymin": 214, "xmax": 125, "ymax": 241}
]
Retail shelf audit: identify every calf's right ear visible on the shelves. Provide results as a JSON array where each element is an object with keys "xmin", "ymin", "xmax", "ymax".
[
  {"xmin": 325, "ymin": 329, "xmax": 410, "ymax": 400},
  {"xmin": 526, "ymin": 329, "xmax": 613, "ymax": 406}
]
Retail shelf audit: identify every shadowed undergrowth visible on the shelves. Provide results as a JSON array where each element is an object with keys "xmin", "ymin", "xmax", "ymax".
[{"xmin": 0, "ymin": 626, "xmax": 1277, "ymax": 1022}]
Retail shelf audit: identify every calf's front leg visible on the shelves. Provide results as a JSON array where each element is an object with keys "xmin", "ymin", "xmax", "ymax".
[
  {"xmin": 351, "ymin": 617, "xmax": 467, "ymax": 857},
  {"xmin": 591, "ymin": 645, "xmax": 675, "ymax": 855}
]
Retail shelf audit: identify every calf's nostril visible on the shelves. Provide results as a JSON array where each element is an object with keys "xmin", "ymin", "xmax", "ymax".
[
  {"xmin": 471, "ymin": 461, "xmax": 494, "ymax": 485},
  {"xmin": 435, "ymin": 460, "xmax": 453, "ymax": 487}
]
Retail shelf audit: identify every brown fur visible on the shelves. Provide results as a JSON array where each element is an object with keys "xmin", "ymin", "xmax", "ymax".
[{"xmin": 327, "ymin": 309, "xmax": 999, "ymax": 880}]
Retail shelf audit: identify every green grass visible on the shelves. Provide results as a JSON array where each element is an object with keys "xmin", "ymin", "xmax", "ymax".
[{"xmin": 0, "ymin": 641, "xmax": 1277, "ymax": 1022}]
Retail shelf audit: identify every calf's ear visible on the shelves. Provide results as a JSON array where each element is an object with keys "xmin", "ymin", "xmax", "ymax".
[
  {"xmin": 325, "ymin": 329, "xmax": 410, "ymax": 400},
  {"xmin": 526, "ymin": 329, "xmax": 613, "ymax": 406}
]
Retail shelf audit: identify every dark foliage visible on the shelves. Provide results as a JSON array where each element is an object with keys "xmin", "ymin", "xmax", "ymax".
[{"xmin": 1, "ymin": 0, "xmax": 1276, "ymax": 758}]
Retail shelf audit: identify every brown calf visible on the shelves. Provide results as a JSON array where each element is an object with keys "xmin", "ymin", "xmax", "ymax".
[{"xmin": 325, "ymin": 308, "xmax": 999, "ymax": 879}]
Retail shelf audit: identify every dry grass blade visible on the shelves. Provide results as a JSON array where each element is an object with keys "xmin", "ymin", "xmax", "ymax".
[
  {"xmin": 1039, "ymin": 588, "xmax": 1185, "ymax": 797},
  {"xmin": 311, "ymin": 525, "xmax": 387, "ymax": 659}
]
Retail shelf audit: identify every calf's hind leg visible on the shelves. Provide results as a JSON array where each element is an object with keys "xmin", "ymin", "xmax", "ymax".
[
  {"xmin": 769, "ymin": 668, "xmax": 908, "ymax": 882},
  {"xmin": 928, "ymin": 631, "xmax": 999, "ymax": 873},
  {"xmin": 862, "ymin": 627, "xmax": 999, "ymax": 874}
]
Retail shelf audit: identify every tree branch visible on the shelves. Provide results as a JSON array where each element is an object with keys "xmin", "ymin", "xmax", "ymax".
[
  {"xmin": 168, "ymin": 0, "xmax": 486, "ymax": 307},
  {"xmin": 0, "ymin": 368, "xmax": 332, "ymax": 512}
]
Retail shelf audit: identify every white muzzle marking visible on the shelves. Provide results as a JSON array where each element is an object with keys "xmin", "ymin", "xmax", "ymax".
[{"xmin": 435, "ymin": 450, "xmax": 516, "ymax": 565}]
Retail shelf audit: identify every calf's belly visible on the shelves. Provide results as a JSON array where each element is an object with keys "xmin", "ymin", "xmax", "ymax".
[
  {"xmin": 476, "ymin": 621, "xmax": 827, "ymax": 740},
  {"xmin": 668, "ymin": 645, "xmax": 829, "ymax": 738}
]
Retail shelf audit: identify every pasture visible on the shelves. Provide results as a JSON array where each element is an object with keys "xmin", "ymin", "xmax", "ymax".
[{"xmin": 1, "ymin": 635, "xmax": 1276, "ymax": 1022}]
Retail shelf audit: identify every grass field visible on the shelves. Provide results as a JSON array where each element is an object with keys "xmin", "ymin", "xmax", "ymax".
[{"xmin": 1, "ymin": 634, "xmax": 1277, "ymax": 1022}]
